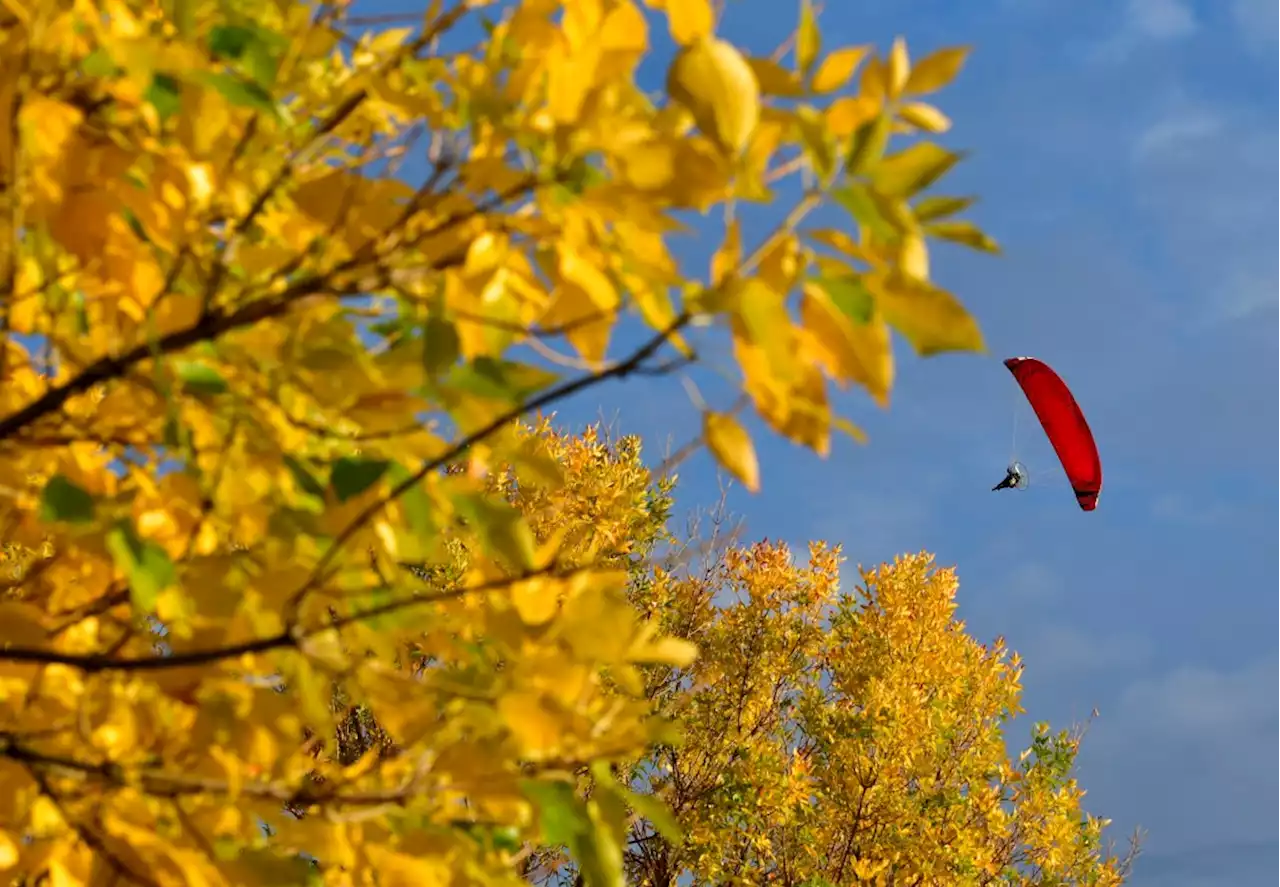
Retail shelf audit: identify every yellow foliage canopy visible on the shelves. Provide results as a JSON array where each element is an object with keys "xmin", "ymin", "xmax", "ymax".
[{"xmin": 617, "ymin": 545, "xmax": 1134, "ymax": 887}]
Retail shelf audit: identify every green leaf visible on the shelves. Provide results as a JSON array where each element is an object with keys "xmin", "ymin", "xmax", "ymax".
[
  {"xmin": 175, "ymin": 361, "xmax": 228, "ymax": 395},
  {"xmin": 40, "ymin": 475, "xmax": 96, "ymax": 525},
  {"xmin": 422, "ymin": 317, "xmax": 460, "ymax": 379},
  {"xmin": 145, "ymin": 73, "xmax": 182, "ymax": 121},
  {"xmin": 208, "ymin": 25, "xmax": 257, "ymax": 60},
  {"xmin": 448, "ymin": 358, "xmax": 559, "ymax": 405},
  {"xmin": 207, "ymin": 24, "xmax": 286, "ymax": 88},
  {"xmin": 832, "ymin": 184, "xmax": 897, "ymax": 241},
  {"xmin": 105, "ymin": 521, "xmax": 176, "ymax": 614},
  {"xmin": 914, "ymin": 195, "xmax": 976, "ymax": 222},
  {"xmin": 283, "ymin": 455, "xmax": 327, "ymax": 499},
  {"xmin": 521, "ymin": 779, "xmax": 588, "ymax": 847},
  {"xmin": 809, "ymin": 274, "xmax": 873, "ymax": 324},
  {"xmin": 198, "ymin": 72, "xmax": 279, "ymax": 117},
  {"xmin": 81, "ymin": 48, "xmax": 119, "ymax": 78},
  {"xmin": 168, "ymin": 0, "xmax": 195, "ymax": 37},
  {"xmin": 845, "ymin": 113, "xmax": 891, "ymax": 176},
  {"xmin": 795, "ymin": 105, "xmax": 836, "ymax": 182},
  {"xmin": 872, "ymin": 142, "xmax": 965, "ymax": 198},
  {"xmin": 924, "ymin": 220, "xmax": 1001, "ymax": 254},
  {"xmin": 119, "ymin": 208, "xmax": 150, "ymax": 243},
  {"xmin": 452, "ymin": 492, "xmax": 536, "ymax": 571},
  {"xmin": 624, "ymin": 791, "xmax": 683, "ymax": 844},
  {"xmin": 578, "ymin": 801, "xmax": 625, "ymax": 887},
  {"xmin": 387, "ymin": 462, "xmax": 433, "ymax": 538},
  {"xmin": 330, "ymin": 457, "xmax": 390, "ymax": 503}
]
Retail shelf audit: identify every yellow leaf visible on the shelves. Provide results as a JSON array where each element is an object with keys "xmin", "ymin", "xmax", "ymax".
[
  {"xmin": 872, "ymin": 141, "xmax": 963, "ymax": 198},
  {"xmin": 0, "ymin": 830, "xmax": 17, "ymax": 868},
  {"xmin": 667, "ymin": 37, "xmax": 761, "ymax": 155},
  {"xmin": 800, "ymin": 280, "xmax": 894, "ymax": 405},
  {"xmin": 711, "ymin": 218, "xmax": 741, "ymax": 286},
  {"xmin": 746, "ymin": 57, "xmax": 804, "ymax": 97},
  {"xmin": 733, "ymin": 278, "xmax": 796, "ymax": 384},
  {"xmin": 667, "ymin": 0, "xmax": 713, "ymax": 46},
  {"xmin": 619, "ymin": 140, "xmax": 677, "ymax": 190},
  {"xmin": 834, "ymin": 416, "xmax": 869, "ymax": 443},
  {"xmin": 557, "ymin": 577, "xmax": 635, "ymax": 662},
  {"xmin": 0, "ymin": 600, "xmax": 48, "ymax": 640},
  {"xmin": 811, "ymin": 46, "xmax": 869, "ymax": 93},
  {"xmin": 825, "ymin": 96, "xmax": 879, "ymax": 138},
  {"xmin": 600, "ymin": 1, "xmax": 649, "ymax": 55},
  {"xmin": 898, "ymin": 101, "xmax": 952, "ymax": 133},
  {"xmin": 630, "ymin": 635, "xmax": 698, "ymax": 668},
  {"xmin": 779, "ymin": 361, "xmax": 832, "ymax": 456},
  {"xmin": 703, "ymin": 410, "xmax": 759, "ymax": 492},
  {"xmin": 926, "ymin": 220, "xmax": 1002, "ymax": 254},
  {"xmin": 905, "ymin": 46, "xmax": 971, "ymax": 95},
  {"xmin": 500, "ymin": 691, "xmax": 564, "ymax": 758},
  {"xmin": 560, "ymin": 246, "xmax": 619, "ymax": 311},
  {"xmin": 511, "ymin": 577, "xmax": 558, "ymax": 626},
  {"xmin": 859, "ymin": 55, "xmax": 886, "ymax": 101},
  {"xmin": 542, "ymin": 277, "xmax": 613, "ymax": 366},
  {"xmin": 872, "ymin": 275, "xmax": 985, "ymax": 355},
  {"xmin": 755, "ymin": 232, "xmax": 803, "ymax": 294},
  {"xmin": 796, "ymin": 0, "xmax": 821, "ymax": 74},
  {"xmin": 887, "ymin": 37, "xmax": 910, "ymax": 97},
  {"xmin": 900, "ymin": 232, "xmax": 929, "ymax": 280}
]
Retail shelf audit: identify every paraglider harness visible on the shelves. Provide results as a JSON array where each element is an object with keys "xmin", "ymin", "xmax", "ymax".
[{"xmin": 991, "ymin": 461, "xmax": 1028, "ymax": 492}]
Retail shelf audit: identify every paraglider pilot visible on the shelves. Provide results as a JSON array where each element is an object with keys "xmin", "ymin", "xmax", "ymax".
[{"xmin": 991, "ymin": 462, "xmax": 1027, "ymax": 492}]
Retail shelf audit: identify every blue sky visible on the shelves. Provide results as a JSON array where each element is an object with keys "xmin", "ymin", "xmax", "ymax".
[{"xmin": 366, "ymin": 0, "xmax": 1273, "ymax": 881}]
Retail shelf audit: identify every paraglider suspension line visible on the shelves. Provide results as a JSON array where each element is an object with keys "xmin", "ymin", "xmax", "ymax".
[{"xmin": 1010, "ymin": 384, "xmax": 1020, "ymax": 463}]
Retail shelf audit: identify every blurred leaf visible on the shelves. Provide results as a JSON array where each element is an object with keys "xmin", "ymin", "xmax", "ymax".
[
  {"xmin": 872, "ymin": 142, "xmax": 964, "ymax": 198},
  {"xmin": 330, "ymin": 457, "xmax": 391, "ymax": 503},
  {"xmin": 453, "ymin": 492, "xmax": 536, "ymax": 571},
  {"xmin": 905, "ymin": 46, "xmax": 971, "ymax": 95},
  {"xmin": 105, "ymin": 521, "xmax": 176, "ymax": 614},
  {"xmin": 704, "ymin": 410, "xmax": 760, "ymax": 492},
  {"xmin": 39, "ymin": 475, "xmax": 96, "ymax": 524},
  {"xmin": 175, "ymin": 360, "xmax": 228, "ymax": 396},
  {"xmin": 667, "ymin": 37, "xmax": 761, "ymax": 155},
  {"xmin": 796, "ymin": 0, "xmax": 821, "ymax": 74}
]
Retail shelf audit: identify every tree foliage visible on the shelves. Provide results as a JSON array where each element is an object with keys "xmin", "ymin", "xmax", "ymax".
[
  {"xmin": 616, "ymin": 543, "xmax": 1136, "ymax": 886},
  {"xmin": 0, "ymin": 0, "xmax": 1010, "ymax": 883}
]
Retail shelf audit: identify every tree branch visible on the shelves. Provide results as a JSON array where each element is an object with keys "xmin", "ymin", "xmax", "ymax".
[{"xmin": 283, "ymin": 311, "xmax": 692, "ymax": 621}]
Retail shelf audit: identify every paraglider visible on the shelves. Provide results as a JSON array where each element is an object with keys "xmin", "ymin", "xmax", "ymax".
[
  {"xmin": 991, "ymin": 461, "xmax": 1029, "ymax": 492},
  {"xmin": 993, "ymin": 357, "xmax": 1102, "ymax": 511}
]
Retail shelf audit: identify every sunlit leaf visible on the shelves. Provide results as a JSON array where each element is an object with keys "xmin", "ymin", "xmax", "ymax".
[
  {"xmin": 905, "ymin": 45, "xmax": 971, "ymax": 95},
  {"xmin": 667, "ymin": 37, "xmax": 761, "ymax": 155},
  {"xmin": 703, "ymin": 411, "xmax": 759, "ymax": 492}
]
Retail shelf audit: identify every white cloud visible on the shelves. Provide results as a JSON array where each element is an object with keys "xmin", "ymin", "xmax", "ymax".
[
  {"xmin": 1127, "ymin": 0, "xmax": 1198, "ymax": 40},
  {"xmin": 1131, "ymin": 105, "xmax": 1278, "ymax": 325},
  {"xmin": 1091, "ymin": 0, "xmax": 1199, "ymax": 62},
  {"xmin": 1231, "ymin": 0, "xmax": 1279, "ymax": 50},
  {"xmin": 1132, "ymin": 109, "xmax": 1223, "ymax": 162},
  {"xmin": 1082, "ymin": 654, "xmax": 1279, "ymax": 850}
]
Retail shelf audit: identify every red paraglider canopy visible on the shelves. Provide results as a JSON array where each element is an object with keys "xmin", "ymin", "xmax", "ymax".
[{"xmin": 1004, "ymin": 357, "xmax": 1102, "ymax": 511}]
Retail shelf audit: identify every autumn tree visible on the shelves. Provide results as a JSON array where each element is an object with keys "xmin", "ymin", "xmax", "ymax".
[
  {"xmin": 0, "ymin": 0, "xmax": 999, "ymax": 883},
  {"xmin": 606, "ymin": 543, "xmax": 1138, "ymax": 887}
]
